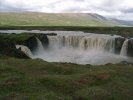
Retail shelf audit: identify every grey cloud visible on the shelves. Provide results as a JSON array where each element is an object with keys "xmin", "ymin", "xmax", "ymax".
[
  {"xmin": 62, "ymin": 7, "xmax": 89, "ymax": 12},
  {"xmin": 122, "ymin": 8, "xmax": 133, "ymax": 13},
  {"xmin": 75, "ymin": 0, "xmax": 85, "ymax": 2},
  {"xmin": 0, "ymin": 0, "xmax": 132, "ymax": 20}
]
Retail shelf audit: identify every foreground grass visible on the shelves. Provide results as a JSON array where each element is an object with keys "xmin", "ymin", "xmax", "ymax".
[{"xmin": 0, "ymin": 57, "xmax": 133, "ymax": 100}]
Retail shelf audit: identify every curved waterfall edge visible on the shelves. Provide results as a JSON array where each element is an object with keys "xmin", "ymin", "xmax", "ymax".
[{"xmin": 15, "ymin": 35, "xmax": 133, "ymax": 65}]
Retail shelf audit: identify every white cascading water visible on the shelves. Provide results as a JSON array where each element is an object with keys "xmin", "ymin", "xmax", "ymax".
[
  {"xmin": 120, "ymin": 39, "xmax": 129, "ymax": 56},
  {"xmin": 47, "ymin": 35, "xmax": 115, "ymax": 53},
  {"xmin": 16, "ymin": 45, "xmax": 33, "ymax": 58},
  {"xmin": 35, "ymin": 37, "xmax": 45, "ymax": 54},
  {"xmin": 33, "ymin": 33, "xmax": 132, "ymax": 65}
]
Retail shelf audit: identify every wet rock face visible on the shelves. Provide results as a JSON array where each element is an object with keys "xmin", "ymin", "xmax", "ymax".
[
  {"xmin": 0, "ymin": 33, "xmax": 49, "ymax": 58},
  {"xmin": 17, "ymin": 34, "xmax": 49, "ymax": 54},
  {"xmin": 0, "ymin": 39, "xmax": 15, "ymax": 49},
  {"xmin": 115, "ymin": 37, "xmax": 125, "ymax": 54},
  {"xmin": 24, "ymin": 36, "xmax": 38, "ymax": 53},
  {"xmin": 120, "ymin": 61, "xmax": 133, "ymax": 66},
  {"xmin": 0, "ymin": 38, "xmax": 29, "ymax": 58},
  {"xmin": 37, "ymin": 34, "xmax": 49, "ymax": 48},
  {"xmin": 13, "ymin": 36, "xmax": 38, "ymax": 54},
  {"xmin": 8, "ymin": 48, "xmax": 30, "ymax": 59},
  {"xmin": 128, "ymin": 39, "xmax": 133, "ymax": 57}
]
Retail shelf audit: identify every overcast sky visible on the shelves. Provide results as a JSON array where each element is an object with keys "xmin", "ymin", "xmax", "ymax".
[{"xmin": 0, "ymin": 0, "xmax": 133, "ymax": 20}]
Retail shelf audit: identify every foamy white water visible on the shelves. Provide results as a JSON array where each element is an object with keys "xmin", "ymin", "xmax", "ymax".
[
  {"xmin": 120, "ymin": 39, "xmax": 129, "ymax": 56},
  {"xmin": 16, "ymin": 45, "xmax": 33, "ymax": 58},
  {"xmin": 35, "ymin": 48, "xmax": 131, "ymax": 65},
  {"xmin": 33, "ymin": 33, "xmax": 132, "ymax": 65},
  {"xmin": 35, "ymin": 37, "xmax": 45, "ymax": 54}
]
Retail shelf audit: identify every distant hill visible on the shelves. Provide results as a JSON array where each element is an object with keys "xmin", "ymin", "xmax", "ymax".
[{"xmin": 0, "ymin": 12, "xmax": 132, "ymax": 27}]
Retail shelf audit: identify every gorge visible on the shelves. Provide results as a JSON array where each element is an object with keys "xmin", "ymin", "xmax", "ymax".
[
  {"xmin": 2, "ymin": 30, "xmax": 131, "ymax": 65},
  {"xmin": 34, "ymin": 33, "xmax": 132, "ymax": 65}
]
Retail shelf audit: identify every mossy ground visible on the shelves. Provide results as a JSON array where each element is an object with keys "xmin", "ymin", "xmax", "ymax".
[{"xmin": 0, "ymin": 57, "xmax": 133, "ymax": 100}]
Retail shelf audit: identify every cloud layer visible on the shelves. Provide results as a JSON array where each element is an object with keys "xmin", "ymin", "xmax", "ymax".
[{"xmin": 0, "ymin": 0, "xmax": 133, "ymax": 20}]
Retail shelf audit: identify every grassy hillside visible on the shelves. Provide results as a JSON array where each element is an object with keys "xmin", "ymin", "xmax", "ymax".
[
  {"xmin": 0, "ymin": 57, "xmax": 133, "ymax": 100},
  {"xmin": 0, "ymin": 12, "xmax": 121, "ymax": 27}
]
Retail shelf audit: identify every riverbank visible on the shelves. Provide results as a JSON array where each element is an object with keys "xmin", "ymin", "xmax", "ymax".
[
  {"xmin": 0, "ymin": 26, "xmax": 133, "ymax": 37},
  {"xmin": 0, "ymin": 57, "xmax": 133, "ymax": 100}
]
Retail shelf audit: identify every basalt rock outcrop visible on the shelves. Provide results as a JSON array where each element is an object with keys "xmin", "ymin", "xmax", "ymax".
[
  {"xmin": 8, "ymin": 33, "xmax": 49, "ymax": 54},
  {"xmin": 0, "ymin": 36, "xmax": 29, "ymax": 58},
  {"xmin": 115, "ymin": 37, "xmax": 125, "ymax": 54},
  {"xmin": 0, "ymin": 33, "xmax": 49, "ymax": 58},
  {"xmin": 127, "ymin": 39, "xmax": 133, "ymax": 57},
  {"xmin": 36, "ymin": 34, "xmax": 49, "ymax": 48},
  {"xmin": 18, "ymin": 36, "xmax": 38, "ymax": 53}
]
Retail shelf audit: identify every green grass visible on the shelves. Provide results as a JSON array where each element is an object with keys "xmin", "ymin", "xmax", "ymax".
[
  {"xmin": 0, "ymin": 57, "xmax": 133, "ymax": 100},
  {"xmin": 0, "ymin": 32, "xmax": 43, "ymax": 44},
  {"xmin": 0, "ymin": 12, "xmax": 118, "ymax": 27},
  {"xmin": 6, "ymin": 33, "xmax": 34, "ymax": 41},
  {"xmin": 0, "ymin": 26, "xmax": 133, "ymax": 37}
]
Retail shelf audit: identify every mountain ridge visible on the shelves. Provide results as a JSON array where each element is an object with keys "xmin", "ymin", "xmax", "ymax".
[{"xmin": 0, "ymin": 12, "xmax": 132, "ymax": 27}]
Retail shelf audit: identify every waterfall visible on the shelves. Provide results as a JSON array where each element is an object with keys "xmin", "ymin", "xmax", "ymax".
[
  {"xmin": 36, "ymin": 37, "xmax": 44, "ymax": 53},
  {"xmin": 120, "ymin": 39, "xmax": 129, "ymax": 56},
  {"xmin": 16, "ymin": 45, "xmax": 33, "ymax": 58},
  {"xmin": 47, "ymin": 35, "xmax": 116, "ymax": 53},
  {"xmin": 33, "ymin": 33, "xmax": 133, "ymax": 65}
]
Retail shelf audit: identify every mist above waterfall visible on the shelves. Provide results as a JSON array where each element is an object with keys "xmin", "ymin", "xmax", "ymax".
[
  {"xmin": 35, "ymin": 47, "xmax": 128, "ymax": 65},
  {"xmin": 32, "ymin": 32, "xmax": 133, "ymax": 65}
]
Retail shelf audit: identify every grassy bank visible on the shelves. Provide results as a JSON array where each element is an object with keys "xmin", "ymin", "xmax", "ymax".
[
  {"xmin": 0, "ymin": 26, "xmax": 133, "ymax": 37},
  {"xmin": 0, "ymin": 57, "xmax": 133, "ymax": 100}
]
